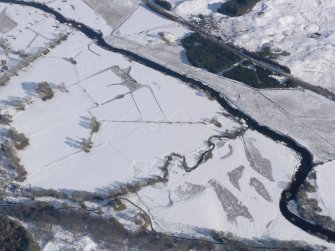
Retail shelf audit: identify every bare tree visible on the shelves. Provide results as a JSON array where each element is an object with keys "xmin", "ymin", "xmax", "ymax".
[
  {"xmin": 37, "ymin": 82, "xmax": 54, "ymax": 101},
  {"xmin": 0, "ymin": 113, "xmax": 12, "ymax": 125},
  {"xmin": 68, "ymin": 57, "xmax": 77, "ymax": 65},
  {"xmin": 82, "ymin": 137, "xmax": 92, "ymax": 153},
  {"xmin": 90, "ymin": 116, "xmax": 101, "ymax": 133},
  {"xmin": 8, "ymin": 128, "xmax": 29, "ymax": 150}
]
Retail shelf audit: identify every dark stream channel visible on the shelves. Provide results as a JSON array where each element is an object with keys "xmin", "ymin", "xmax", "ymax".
[{"xmin": 1, "ymin": 0, "xmax": 335, "ymax": 243}]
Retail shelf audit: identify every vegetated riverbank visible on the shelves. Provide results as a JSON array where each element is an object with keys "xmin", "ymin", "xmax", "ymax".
[{"xmin": 0, "ymin": 0, "xmax": 334, "ymax": 244}]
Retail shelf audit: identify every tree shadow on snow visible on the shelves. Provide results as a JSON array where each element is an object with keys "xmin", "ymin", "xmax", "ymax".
[
  {"xmin": 79, "ymin": 116, "xmax": 92, "ymax": 129},
  {"xmin": 65, "ymin": 136, "xmax": 83, "ymax": 149},
  {"xmin": 21, "ymin": 82, "xmax": 38, "ymax": 97},
  {"xmin": 0, "ymin": 95, "xmax": 24, "ymax": 106}
]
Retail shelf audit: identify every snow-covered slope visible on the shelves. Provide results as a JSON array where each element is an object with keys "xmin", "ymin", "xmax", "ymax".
[{"xmin": 171, "ymin": 0, "xmax": 335, "ymax": 93}]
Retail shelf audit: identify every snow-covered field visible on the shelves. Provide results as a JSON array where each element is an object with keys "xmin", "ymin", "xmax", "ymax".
[
  {"xmin": 0, "ymin": 1, "xmax": 334, "ymax": 249},
  {"xmin": 1, "ymin": 30, "xmax": 239, "ymax": 192},
  {"xmin": 0, "ymin": 2, "xmax": 70, "ymax": 83},
  {"xmin": 104, "ymin": 3, "xmax": 335, "ymax": 163},
  {"xmin": 133, "ymin": 129, "xmax": 306, "ymax": 241},
  {"xmin": 315, "ymin": 161, "xmax": 335, "ymax": 218},
  {"xmin": 168, "ymin": 0, "xmax": 335, "ymax": 93}
]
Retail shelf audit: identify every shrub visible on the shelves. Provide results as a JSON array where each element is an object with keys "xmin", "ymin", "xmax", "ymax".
[
  {"xmin": 111, "ymin": 198, "xmax": 127, "ymax": 211},
  {"xmin": 82, "ymin": 138, "xmax": 93, "ymax": 153},
  {"xmin": 0, "ymin": 113, "xmax": 12, "ymax": 125},
  {"xmin": 223, "ymin": 64, "xmax": 297, "ymax": 88},
  {"xmin": 0, "ymin": 214, "xmax": 39, "ymax": 251},
  {"xmin": 181, "ymin": 32, "xmax": 296, "ymax": 89},
  {"xmin": 37, "ymin": 82, "xmax": 54, "ymax": 101},
  {"xmin": 68, "ymin": 57, "xmax": 77, "ymax": 64},
  {"xmin": 2, "ymin": 142, "xmax": 27, "ymax": 182},
  {"xmin": 91, "ymin": 116, "xmax": 101, "ymax": 133},
  {"xmin": 8, "ymin": 128, "xmax": 29, "ymax": 150}
]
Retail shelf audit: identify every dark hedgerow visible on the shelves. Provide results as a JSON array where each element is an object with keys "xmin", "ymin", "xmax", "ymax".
[
  {"xmin": 218, "ymin": 0, "xmax": 261, "ymax": 17},
  {"xmin": 154, "ymin": 0, "xmax": 172, "ymax": 11}
]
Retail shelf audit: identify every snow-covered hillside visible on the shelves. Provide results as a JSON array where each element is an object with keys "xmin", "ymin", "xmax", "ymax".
[{"xmin": 170, "ymin": 0, "xmax": 335, "ymax": 93}]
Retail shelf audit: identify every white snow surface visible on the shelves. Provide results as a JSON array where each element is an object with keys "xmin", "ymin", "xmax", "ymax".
[
  {"xmin": 316, "ymin": 161, "xmax": 335, "ymax": 219},
  {"xmin": 137, "ymin": 129, "xmax": 309, "ymax": 241},
  {"xmin": 42, "ymin": 226, "xmax": 98, "ymax": 251},
  {"xmin": 172, "ymin": 0, "xmax": 222, "ymax": 16},
  {"xmin": 0, "ymin": 30, "xmax": 239, "ymax": 192}
]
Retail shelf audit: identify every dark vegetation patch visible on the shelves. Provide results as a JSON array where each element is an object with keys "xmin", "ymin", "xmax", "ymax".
[
  {"xmin": 181, "ymin": 33, "xmax": 297, "ymax": 88},
  {"xmin": 218, "ymin": 0, "xmax": 261, "ymax": 17},
  {"xmin": 0, "ymin": 113, "xmax": 12, "ymax": 125},
  {"xmin": 0, "ymin": 214, "xmax": 39, "ymax": 251},
  {"xmin": 154, "ymin": 0, "xmax": 172, "ymax": 11},
  {"xmin": 182, "ymin": 33, "xmax": 241, "ymax": 73},
  {"xmin": 90, "ymin": 116, "xmax": 101, "ymax": 133},
  {"xmin": 223, "ymin": 64, "xmax": 297, "ymax": 88},
  {"xmin": 2, "ymin": 141, "xmax": 27, "ymax": 182},
  {"xmin": 8, "ymin": 128, "xmax": 29, "ymax": 150},
  {"xmin": 296, "ymin": 171, "xmax": 335, "ymax": 240},
  {"xmin": 0, "ymin": 202, "xmax": 217, "ymax": 250},
  {"xmin": 37, "ymin": 82, "xmax": 54, "ymax": 101},
  {"xmin": 0, "ymin": 202, "xmax": 321, "ymax": 250},
  {"xmin": 111, "ymin": 198, "xmax": 127, "ymax": 211},
  {"xmin": 3, "ymin": 129, "xmax": 29, "ymax": 181}
]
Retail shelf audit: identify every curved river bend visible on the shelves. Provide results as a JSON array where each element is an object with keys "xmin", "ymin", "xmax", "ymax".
[{"xmin": 1, "ymin": 0, "xmax": 335, "ymax": 243}]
